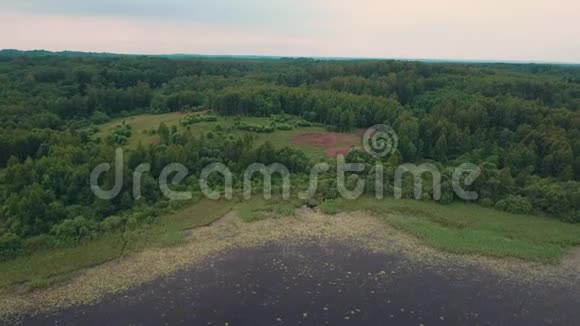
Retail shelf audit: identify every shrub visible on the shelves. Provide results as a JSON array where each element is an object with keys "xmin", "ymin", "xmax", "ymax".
[
  {"xmin": 319, "ymin": 179, "xmax": 338, "ymax": 200},
  {"xmin": 181, "ymin": 113, "xmax": 218, "ymax": 126},
  {"xmin": 571, "ymin": 210, "xmax": 580, "ymax": 224},
  {"xmin": 295, "ymin": 120, "xmax": 312, "ymax": 127},
  {"xmin": 480, "ymin": 198, "xmax": 494, "ymax": 208},
  {"xmin": 495, "ymin": 195, "xmax": 533, "ymax": 215},
  {"xmin": 276, "ymin": 123, "xmax": 293, "ymax": 131},
  {"xmin": 262, "ymin": 125, "xmax": 274, "ymax": 133},
  {"xmin": 273, "ymin": 205, "xmax": 295, "ymax": 216},
  {"xmin": 90, "ymin": 111, "xmax": 111, "ymax": 124},
  {"xmin": 320, "ymin": 201, "xmax": 338, "ymax": 215},
  {"xmin": 271, "ymin": 114, "xmax": 293, "ymax": 123},
  {"xmin": 237, "ymin": 123, "xmax": 274, "ymax": 133},
  {"xmin": 239, "ymin": 208, "xmax": 260, "ymax": 222},
  {"xmin": 123, "ymin": 216, "xmax": 138, "ymax": 230},
  {"xmin": 107, "ymin": 122, "xmax": 132, "ymax": 145},
  {"xmin": 51, "ymin": 216, "xmax": 98, "ymax": 246},
  {"xmin": 181, "ymin": 113, "xmax": 201, "ymax": 125},
  {"xmin": 0, "ymin": 233, "xmax": 22, "ymax": 261},
  {"xmin": 100, "ymin": 215, "xmax": 126, "ymax": 232}
]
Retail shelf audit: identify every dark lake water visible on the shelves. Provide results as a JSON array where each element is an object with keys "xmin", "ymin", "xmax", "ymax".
[{"xmin": 22, "ymin": 242, "xmax": 580, "ymax": 325}]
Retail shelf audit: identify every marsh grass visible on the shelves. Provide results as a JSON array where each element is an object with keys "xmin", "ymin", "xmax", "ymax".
[
  {"xmin": 273, "ymin": 205, "xmax": 296, "ymax": 217},
  {"xmin": 334, "ymin": 196, "xmax": 580, "ymax": 264},
  {"xmin": 239, "ymin": 208, "xmax": 261, "ymax": 222},
  {"xmin": 236, "ymin": 197, "xmax": 299, "ymax": 222},
  {"xmin": 23, "ymin": 273, "xmax": 77, "ymax": 293},
  {"xmin": 158, "ymin": 229, "xmax": 186, "ymax": 247}
]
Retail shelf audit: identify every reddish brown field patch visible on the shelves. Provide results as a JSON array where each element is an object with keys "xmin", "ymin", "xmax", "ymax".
[
  {"xmin": 291, "ymin": 132, "xmax": 357, "ymax": 147},
  {"xmin": 291, "ymin": 132, "xmax": 359, "ymax": 157}
]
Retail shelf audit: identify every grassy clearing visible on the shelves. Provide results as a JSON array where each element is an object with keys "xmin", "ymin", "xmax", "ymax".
[
  {"xmin": 96, "ymin": 112, "xmax": 184, "ymax": 147},
  {"xmin": 95, "ymin": 113, "xmax": 338, "ymax": 159},
  {"xmin": 333, "ymin": 197, "xmax": 580, "ymax": 264},
  {"xmin": 0, "ymin": 199, "xmax": 234, "ymax": 290}
]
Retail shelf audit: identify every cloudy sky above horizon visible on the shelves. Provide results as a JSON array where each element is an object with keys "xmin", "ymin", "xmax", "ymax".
[{"xmin": 1, "ymin": 0, "xmax": 579, "ymax": 62}]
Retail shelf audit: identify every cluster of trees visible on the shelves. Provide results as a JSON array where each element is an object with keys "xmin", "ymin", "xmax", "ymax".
[
  {"xmin": 181, "ymin": 113, "xmax": 218, "ymax": 126},
  {"xmin": 0, "ymin": 51, "xmax": 579, "ymax": 259},
  {"xmin": 0, "ymin": 128, "xmax": 309, "ymax": 260},
  {"xmin": 105, "ymin": 122, "xmax": 132, "ymax": 145},
  {"xmin": 335, "ymin": 149, "xmax": 580, "ymax": 222},
  {"xmin": 208, "ymin": 85, "xmax": 402, "ymax": 133}
]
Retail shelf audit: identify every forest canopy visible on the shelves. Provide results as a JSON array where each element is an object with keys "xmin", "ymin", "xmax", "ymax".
[{"xmin": 0, "ymin": 51, "xmax": 579, "ymax": 260}]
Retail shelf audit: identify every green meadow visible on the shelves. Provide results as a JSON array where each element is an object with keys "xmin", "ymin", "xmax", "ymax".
[{"xmin": 95, "ymin": 112, "xmax": 333, "ymax": 160}]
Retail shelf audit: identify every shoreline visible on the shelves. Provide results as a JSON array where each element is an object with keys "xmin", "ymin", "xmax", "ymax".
[{"xmin": 2, "ymin": 208, "xmax": 579, "ymax": 320}]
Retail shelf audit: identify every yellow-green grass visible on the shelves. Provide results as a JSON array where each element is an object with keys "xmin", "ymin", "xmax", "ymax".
[
  {"xmin": 0, "ymin": 199, "xmax": 234, "ymax": 290},
  {"xmin": 235, "ymin": 197, "xmax": 300, "ymax": 222},
  {"xmin": 95, "ymin": 112, "xmax": 184, "ymax": 147},
  {"xmin": 95, "ymin": 113, "xmax": 346, "ymax": 160},
  {"xmin": 332, "ymin": 197, "xmax": 580, "ymax": 264}
]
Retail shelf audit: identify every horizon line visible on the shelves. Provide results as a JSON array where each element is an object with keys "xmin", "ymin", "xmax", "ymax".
[{"xmin": 2, "ymin": 48, "xmax": 580, "ymax": 66}]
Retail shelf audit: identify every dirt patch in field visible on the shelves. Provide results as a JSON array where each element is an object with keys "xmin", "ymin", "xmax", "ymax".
[
  {"xmin": 291, "ymin": 132, "xmax": 359, "ymax": 157},
  {"xmin": 291, "ymin": 132, "xmax": 357, "ymax": 147}
]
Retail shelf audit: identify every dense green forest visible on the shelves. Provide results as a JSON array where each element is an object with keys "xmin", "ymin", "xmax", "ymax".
[{"xmin": 0, "ymin": 52, "xmax": 579, "ymax": 261}]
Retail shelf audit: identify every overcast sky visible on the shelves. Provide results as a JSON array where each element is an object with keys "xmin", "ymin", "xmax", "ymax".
[{"xmin": 1, "ymin": 0, "xmax": 579, "ymax": 62}]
